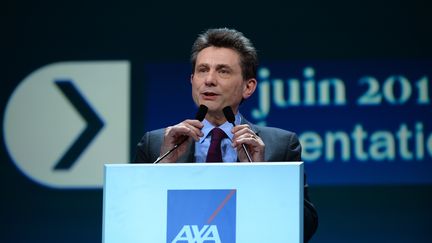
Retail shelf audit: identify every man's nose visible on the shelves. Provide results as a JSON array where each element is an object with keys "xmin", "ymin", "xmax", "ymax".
[{"xmin": 204, "ymin": 70, "xmax": 217, "ymax": 86}]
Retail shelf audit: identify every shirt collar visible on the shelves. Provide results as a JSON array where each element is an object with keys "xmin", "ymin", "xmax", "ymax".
[{"xmin": 199, "ymin": 112, "xmax": 242, "ymax": 143}]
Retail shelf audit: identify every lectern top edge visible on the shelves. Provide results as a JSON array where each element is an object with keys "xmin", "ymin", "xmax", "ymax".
[{"xmin": 105, "ymin": 161, "xmax": 304, "ymax": 168}]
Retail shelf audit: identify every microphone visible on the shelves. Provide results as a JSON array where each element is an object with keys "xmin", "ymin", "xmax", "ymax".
[
  {"xmin": 222, "ymin": 106, "xmax": 253, "ymax": 162},
  {"xmin": 153, "ymin": 105, "xmax": 208, "ymax": 164},
  {"xmin": 195, "ymin": 104, "xmax": 208, "ymax": 121}
]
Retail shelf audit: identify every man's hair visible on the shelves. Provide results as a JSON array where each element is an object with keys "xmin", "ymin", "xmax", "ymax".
[{"xmin": 191, "ymin": 28, "xmax": 258, "ymax": 80}]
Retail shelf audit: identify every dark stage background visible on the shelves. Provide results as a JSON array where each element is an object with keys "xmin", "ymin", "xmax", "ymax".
[{"xmin": 2, "ymin": 0, "xmax": 432, "ymax": 242}]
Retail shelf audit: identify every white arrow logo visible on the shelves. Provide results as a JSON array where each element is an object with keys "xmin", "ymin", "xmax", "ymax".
[{"xmin": 3, "ymin": 61, "xmax": 130, "ymax": 188}]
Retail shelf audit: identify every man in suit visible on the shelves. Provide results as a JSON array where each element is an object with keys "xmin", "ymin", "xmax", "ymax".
[{"xmin": 134, "ymin": 28, "xmax": 318, "ymax": 242}]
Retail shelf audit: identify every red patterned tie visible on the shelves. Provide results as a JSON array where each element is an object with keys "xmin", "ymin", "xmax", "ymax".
[{"xmin": 206, "ymin": 128, "xmax": 227, "ymax": 162}]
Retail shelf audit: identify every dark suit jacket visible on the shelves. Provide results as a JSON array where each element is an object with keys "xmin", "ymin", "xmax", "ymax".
[{"xmin": 134, "ymin": 118, "xmax": 318, "ymax": 242}]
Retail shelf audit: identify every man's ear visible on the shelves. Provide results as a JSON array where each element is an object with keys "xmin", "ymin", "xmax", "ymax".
[
  {"xmin": 190, "ymin": 74, "xmax": 194, "ymax": 84},
  {"xmin": 243, "ymin": 78, "xmax": 257, "ymax": 99}
]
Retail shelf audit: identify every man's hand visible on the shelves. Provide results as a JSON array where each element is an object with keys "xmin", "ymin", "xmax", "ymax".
[
  {"xmin": 231, "ymin": 124, "xmax": 265, "ymax": 162},
  {"xmin": 158, "ymin": 120, "xmax": 204, "ymax": 163}
]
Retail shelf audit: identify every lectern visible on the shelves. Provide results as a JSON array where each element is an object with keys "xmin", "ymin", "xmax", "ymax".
[{"xmin": 103, "ymin": 162, "xmax": 303, "ymax": 243}]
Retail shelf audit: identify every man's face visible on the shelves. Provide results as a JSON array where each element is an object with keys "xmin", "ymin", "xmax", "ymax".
[{"xmin": 191, "ymin": 46, "xmax": 256, "ymax": 115}]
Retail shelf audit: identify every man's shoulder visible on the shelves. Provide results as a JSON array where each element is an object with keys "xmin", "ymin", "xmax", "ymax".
[
  {"xmin": 138, "ymin": 128, "xmax": 165, "ymax": 146},
  {"xmin": 249, "ymin": 122, "xmax": 298, "ymax": 139},
  {"xmin": 248, "ymin": 122, "xmax": 301, "ymax": 161},
  {"xmin": 146, "ymin": 128, "xmax": 165, "ymax": 137},
  {"xmin": 241, "ymin": 116, "xmax": 296, "ymax": 137},
  {"xmin": 255, "ymin": 124, "xmax": 295, "ymax": 134}
]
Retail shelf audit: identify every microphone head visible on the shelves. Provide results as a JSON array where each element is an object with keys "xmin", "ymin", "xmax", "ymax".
[
  {"xmin": 195, "ymin": 105, "xmax": 208, "ymax": 121},
  {"xmin": 222, "ymin": 106, "xmax": 235, "ymax": 124}
]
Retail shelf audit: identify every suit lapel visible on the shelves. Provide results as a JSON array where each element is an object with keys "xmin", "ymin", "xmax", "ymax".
[{"xmin": 240, "ymin": 115, "xmax": 261, "ymax": 136}]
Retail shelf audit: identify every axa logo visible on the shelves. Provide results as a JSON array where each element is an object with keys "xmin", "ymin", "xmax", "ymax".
[
  {"xmin": 3, "ymin": 61, "xmax": 130, "ymax": 188},
  {"xmin": 167, "ymin": 189, "xmax": 237, "ymax": 243},
  {"xmin": 172, "ymin": 225, "xmax": 220, "ymax": 243}
]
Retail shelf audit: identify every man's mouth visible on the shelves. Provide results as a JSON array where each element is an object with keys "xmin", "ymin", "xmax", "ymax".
[{"xmin": 202, "ymin": 92, "xmax": 219, "ymax": 97}]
